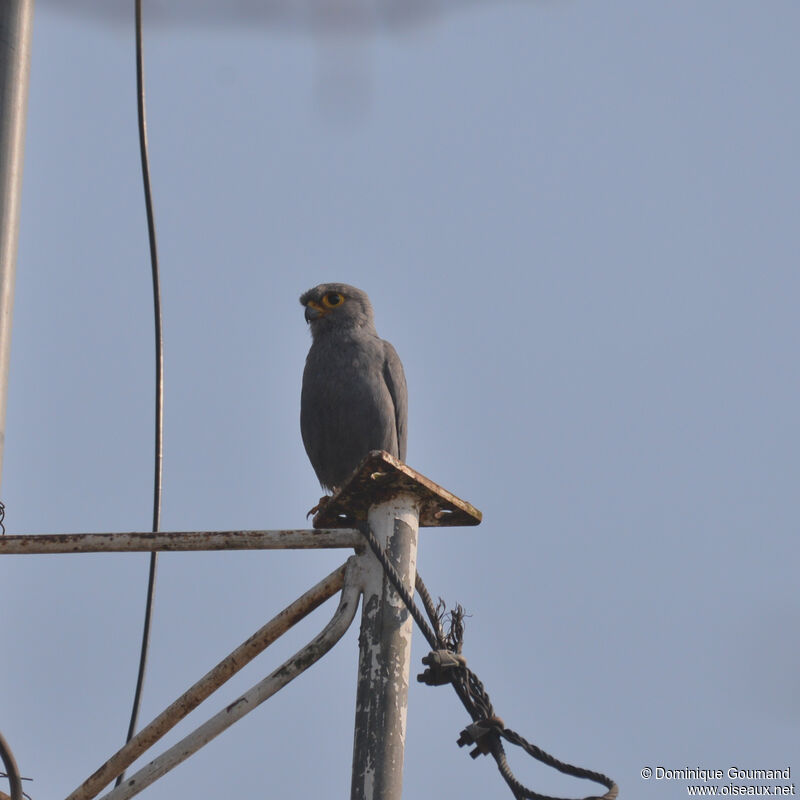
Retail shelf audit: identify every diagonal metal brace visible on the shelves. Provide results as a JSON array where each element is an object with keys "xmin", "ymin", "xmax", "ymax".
[
  {"xmin": 94, "ymin": 557, "xmax": 363, "ymax": 800},
  {"xmin": 66, "ymin": 558, "xmax": 361, "ymax": 800}
]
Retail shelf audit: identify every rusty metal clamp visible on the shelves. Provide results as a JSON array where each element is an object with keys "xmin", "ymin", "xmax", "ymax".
[
  {"xmin": 417, "ymin": 649, "xmax": 468, "ymax": 686},
  {"xmin": 457, "ymin": 716, "xmax": 506, "ymax": 759}
]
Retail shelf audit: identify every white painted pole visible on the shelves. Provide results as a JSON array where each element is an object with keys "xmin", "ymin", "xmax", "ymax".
[
  {"xmin": 351, "ymin": 493, "xmax": 420, "ymax": 800},
  {"xmin": 0, "ymin": 0, "xmax": 33, "ymax": 489}
]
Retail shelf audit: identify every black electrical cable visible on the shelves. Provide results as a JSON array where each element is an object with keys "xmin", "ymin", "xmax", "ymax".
[{"xmin": 116, "ymin": 0, "xmax": 164, "ymax": 787}]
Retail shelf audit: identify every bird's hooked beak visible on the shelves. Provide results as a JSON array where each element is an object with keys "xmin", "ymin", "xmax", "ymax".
[{"xmin": 304, "ymin": 300, "xmax": 327, "ymax": 323}]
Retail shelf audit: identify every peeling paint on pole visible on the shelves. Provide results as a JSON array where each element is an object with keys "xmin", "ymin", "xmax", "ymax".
[{"xmin": 351, "ymin": 493, "xmax": 419, "ymax": 800}]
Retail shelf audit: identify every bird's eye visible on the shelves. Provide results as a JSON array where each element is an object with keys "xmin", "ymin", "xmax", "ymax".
[{"xmin": 322, "ymin": 292, "xmax": 343, "ymax": 308}]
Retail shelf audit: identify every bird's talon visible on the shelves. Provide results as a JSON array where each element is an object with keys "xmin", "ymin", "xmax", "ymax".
[{"xmin": 306, "ymin": 495, "xmax": 331, "ymax": 519}]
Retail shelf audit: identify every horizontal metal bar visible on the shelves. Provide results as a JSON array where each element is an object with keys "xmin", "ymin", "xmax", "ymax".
[
  {"xmin": 97, "ymin": 557, "xmax": 364, "ymax": 800},
  {"xmin": 66, "ymin": 561, "xmax": 349, "ymax": 800},
  {"xmin": 0, "ymin": 529, "xmax": 362, "ymax": 555}
]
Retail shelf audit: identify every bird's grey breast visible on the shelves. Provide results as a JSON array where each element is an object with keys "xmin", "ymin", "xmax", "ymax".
[
  {"xmin": 303, "ymin": 332, "xmax": 388, "ymax": 406},
  {"xmin": 301, "ymin": 331, "xmax": 400, "ymax": 480}
]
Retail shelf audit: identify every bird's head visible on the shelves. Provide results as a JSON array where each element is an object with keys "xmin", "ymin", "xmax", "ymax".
[{"xmin": 299, "ymin": 283, "xmax": 376, "ymax": 336}]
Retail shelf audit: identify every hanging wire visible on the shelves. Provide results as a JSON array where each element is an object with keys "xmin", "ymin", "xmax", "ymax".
[
  {"xmin": 116, "ymin": 0, "xmax": 164, "ymax": 786},
  {"xmin": 358, "ymin": 520, "xmax": 619, "ymax": 800}
]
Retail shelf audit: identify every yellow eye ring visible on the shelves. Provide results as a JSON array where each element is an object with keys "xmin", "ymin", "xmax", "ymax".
[{"xmin": 322, "ymin": 292, "xmax": 344, "ymax": 308}]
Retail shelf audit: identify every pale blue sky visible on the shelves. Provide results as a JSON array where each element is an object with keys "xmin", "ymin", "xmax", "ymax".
[{"xmin": 3, "ymin": 2, "xmax": 798, "ymax": 798}]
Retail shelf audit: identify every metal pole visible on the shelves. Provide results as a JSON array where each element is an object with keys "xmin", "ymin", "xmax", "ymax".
[
  {"xmin": 351, "ymin": 493, "xmax": 419, "ymax": 800},
  {"xmin": 0, "ymin": 528, "xmax": 362, "ymax": 554},
  {"xmin": 0, "ymin": 0, "xmax": 33, "ymax": 489}
]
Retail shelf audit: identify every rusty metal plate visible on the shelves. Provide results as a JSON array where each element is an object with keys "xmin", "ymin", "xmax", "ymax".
[{"xmin": 312, "ymin": 450, "xmax": 482, "ymax": 529}]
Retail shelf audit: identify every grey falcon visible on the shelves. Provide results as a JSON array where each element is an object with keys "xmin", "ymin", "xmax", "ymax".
[{"xmin": 300, "ymin": 282, "xmax": 407, "ymax": 493}]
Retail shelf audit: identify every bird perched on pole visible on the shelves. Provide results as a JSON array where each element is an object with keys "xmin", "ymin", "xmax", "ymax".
[{"xmin": 300, "ymin": 283, "xmax": 407, "ymax": 494}]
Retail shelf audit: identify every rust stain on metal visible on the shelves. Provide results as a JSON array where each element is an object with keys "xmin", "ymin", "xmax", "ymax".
[
  {"xmin": 226, "ymin": 697, "xmax": 248, "ymax": 714},
  {"xmin": 312, "ymin": 450, "xmax": 482, "ymax": 529}
]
